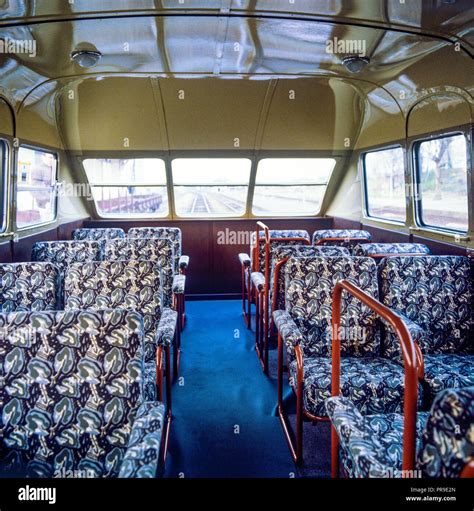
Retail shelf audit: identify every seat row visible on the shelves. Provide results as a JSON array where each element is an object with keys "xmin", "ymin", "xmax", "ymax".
[
  {"xmin": 240, "ymin": 224, "xmax": 431, "ymax": 371},
  {"xmin": 0, "ymin": 227, "xmax": 189, "ymax": 477},
  {"xmin": 242, "ymin": 224, "xmax": 473, "ymax": 477}
]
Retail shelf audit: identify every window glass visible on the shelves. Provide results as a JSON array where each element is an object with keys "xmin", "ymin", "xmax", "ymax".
[
  {"xmin": 364, "ymin": 147, "xmax": 406, "ymax": 222},
  {"xmin": 252, "ymin": 158, "xmax": 335, "ymax": 216},
  {"xmin": 416, "ymin": 134, "xmax": 468, "ymax": 232},
  {"xmin": 16, "ymin": 147, "xmax": 57, "ymax": 228},
  {"xmin": 172, "ymin": 158, "xmax": 251, "ymax": 217},
  {"xmin": 83, "ymin": 158, "xmax": 168, "ymax": 217}
]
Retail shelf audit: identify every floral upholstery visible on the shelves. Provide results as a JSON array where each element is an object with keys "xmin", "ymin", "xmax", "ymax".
[
  {"xmin": 72, "ymin": 228, "xmax": 126, "ymax": 241},
  {"xmin": 104, "ymin": 238, "xmax": 175, "ymax": 308},
  {"xmin": 422, "ymin": 354, "xmax": 474, "ymax": 404},
  {"xmin": 418, "ymin": 386, "xmax": 474, "ymax": 478},
  {"xmin": 284, "ymin": 256, "xmax": 381, "ymax": 359},
  {"xmin": 0, "ymin": 309, "xmax": 165, "ymax": 478},
  {"xmin": 0, "ymin": 262, "xmax": 60, "ymax": 312},
  {"xmin": 353, "ymin": 243, "xmax": 430, "ymax": 257},
  {"xmin": 326, "ymin": 397, "xmax": 428, "ymax": 478},
  {"xmin": 327, "ymin": 385, "xmax": 474, "ymax": 478},
  {"xmin": 290, "ymin": 356, "xmax": 418, "ymax": 417},
  {"xmin": 31, "ymin": 241, "xmax": 103, "ymax": 278},
  {"xmin": 64, "ymin": 260, "xmax": 172, "ymax": 363},
  {"xmin": 250, "ymin": 230, "xmax": 310, "ymax": 273},
  {"xmin": 379, "ymin": 256, "xmax": 472, "ymax": 358},
  {"xmin": 127, "ymin": 227, "xmax": 183, "ymax": 274},
  {"xmin": 274, "ymin": 256, "xmax": 410, "ymax": 419},
  {"xmin": 312, "ymin": 229, "xmax": 372, "ymax": 250},
  {"xmin": 270, "ymin": 245, "xmax": 350, "ymax": 313}
]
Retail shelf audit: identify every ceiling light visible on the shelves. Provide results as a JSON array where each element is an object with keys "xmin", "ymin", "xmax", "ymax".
[
  {"xmin": 70, "ymin": 49, "xmax": 102, "ymax": 68},
  {"xmin": 342, "ymin": 56, "xmax": 370, "ymax": 73}
]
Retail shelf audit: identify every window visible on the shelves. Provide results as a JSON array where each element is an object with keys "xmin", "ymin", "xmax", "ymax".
[
  {"xmin": 0, "ymin": 141, "xmax": 6, "ymax": 232},
  {"xmin": 83, "ymin": 158, "xmax": 169, "ymax": 217},
  {"xmin": 363, "ymin": 147, "xmax": 406, "ymax": 222},
  {"xmin": 16, "ymin": 147, "xmax": 57, "ymax": 229},
  {"xmin": 415, "ymin": 133, "xmax": 468, "ymax": 232},
  {"xmin": 252, "ymin": 158, "xmax": 335, "ymax": 216},
  {"xmin": 172, "ymin": 158, "xmax": 251, "ymax": 217}
]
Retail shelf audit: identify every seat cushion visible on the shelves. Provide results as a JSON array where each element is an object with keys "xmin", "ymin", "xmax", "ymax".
[
  {"xmin": 422, "ymin": 354, "xmax": 474, "ymax": 405},
  {"xmin": 418, "ymin": 386, "xmax": 474, "ymax": 478},
  {"xmin": 289, "ymin": 356, "xmax": 420, "ymax": 417},
  {"xmin": 326, "ymin": 397, "xmax": 428, "ymax": 478}
]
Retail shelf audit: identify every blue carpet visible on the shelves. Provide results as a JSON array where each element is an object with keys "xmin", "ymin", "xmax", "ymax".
[{"xmin": 163, "ymin": 300, "xmax": 297, "ymax": 478}]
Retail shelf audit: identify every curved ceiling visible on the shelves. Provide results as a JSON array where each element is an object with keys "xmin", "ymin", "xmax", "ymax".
[{"xmin": 0, "ymin": 0, "xmax": 473, "ymax": 50}]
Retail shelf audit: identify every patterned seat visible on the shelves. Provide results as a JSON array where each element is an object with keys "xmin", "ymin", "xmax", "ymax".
[
  {"xmin": 379, "ymin": 256, "xmax": 474, "ymax": 405},
  {"xmin": 312, "ymin": 229, "xmax": 372, "ymax": 251},
  {"xmin": 269, "ymin": 245, "xmax": 350, "ymax": 314},
  {"xmin": 104, "ymin": 238, "xmax": 175, "ymax": 308},
  {"xmin": 0, "ymin": 262, "xmax": 60, "ymax": 312},
  {"xmin": 72, "ymin": 227, "xmax": 126, "ymax": 241},
  {"xmin": 326, "ymin": 385, "xmax": 474, "ymax": 478},
  {"xmin": 0, "ymin": 309, "xmax": 166, "ymax": 478},
  {"xmin": 64, "ymin": 260, "xmax": 177, "ymax": 405},
  {"xmin": 238, "ymin": 229, "xmax": 310, "ymax": 329},
  {"xmin": 127, "ymin": 227, "xmax": 189, "ymax": 274},
  {"xmin": 353, "ymin": 243, "xmax": 430, "ymax": 258},
  {"xmin": 273, "ymin": 256, "xmax": 415, "ymax": 463},
  {"xmin": 31, "ymin": 241, "xmax": 103, "ymax": 278}
]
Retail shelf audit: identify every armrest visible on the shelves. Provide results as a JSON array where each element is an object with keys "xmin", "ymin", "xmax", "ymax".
[
  {"xmin": 272, "ymin": 310, "xmax": 303, "ymax": 349},
  {"xmin": 179, "ymin": 255, "xmax": 189, "ymax": 272},
  {"xmin": 238, "ymin": 253, "xmax": 251, "ymax": 267},
  {"xmin": 157, "ymin": 307, "xmax": 178, "ymax": 347},
  {"xmin": 325, "ymin": 397, "xmax": 388, "ymax": 478},
  {"xmin": 251, "ymin": 271, "xmax": 265, "ymax": 292},
  {"xmin": 172, "ymin": 274, "xmax": 186, "ymax": 295},
  {"xmin": 119, "ymin": 401, "xmax": 166, "ymax": 478}
]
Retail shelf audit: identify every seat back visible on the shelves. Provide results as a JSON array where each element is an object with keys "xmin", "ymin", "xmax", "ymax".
[
  {"xmin": 353, "ymin": 243, "xmax": 430, "ymax": 259},
  {"xmin": 0, "ymin": 309, "xmax": 144, "ymax": 478},
  {"xmin": 31, "ymin": 241, "xmax": 103, "ymax": 277},
  {"xmin": 270, "ymin": 245, "xmax": 350, "ymax": 313},
  {"xmin": 104, "ymin": 238, "xmax": 174, "ymax": 307},
  {"xmin": 285, "ymin": 256, "xmax": 380, "ymax": 358},
  {"xmin": 72, "ymin": 228, "xmax": 126, "ymax": 241},
  {"xmin": 250, "ymin": 229, "xmax": 310, "ymax": 273},
  {"xmin": 0, "ymin": 262, "xmax": 60, "ymax": 312},
  {"xmin": 127, "ymin": 227, "xmax": 181, "ymax": 273},
  {"xmin": 418, "ymin": 386, "xmax": 474, "ymax": 478},
  {"xmin": 312, "ymin": 229, "xmax": 372, "ymax": 251},
  {"xmin": 379, "ymin": 256, "xmax": 472, "ymax": 357},
  {"xmin": 64, "ymin": 260, "xmax": 162, "ymax": 363}
]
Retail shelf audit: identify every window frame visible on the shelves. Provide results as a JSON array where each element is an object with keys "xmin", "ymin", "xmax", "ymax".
[
  {"xmin": 82, "ymin": 157, "xmax": 170, "ymax": 219},
  {"xmin": 412, "ymin": 131, "xmax": 469, "ymax": 235},
  {"xmin": 251, "ymin": 157, "xmax": 336, "ymax": 217},
  {"xmin": 15, "ymin": 145, "xmax": 59, "ymax": 231},
  {"xmin": 361, "ymin": 144, "xmax": 406, "ymax": 225},
  {"xmin": 171, "ymin": 157, "xmax": 252, "ymax": 219}
]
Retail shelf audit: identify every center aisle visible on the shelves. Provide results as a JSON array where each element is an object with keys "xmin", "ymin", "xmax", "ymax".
[{"xmin": 163, "ymin": 300, "xmax": 296, "ymax": 478}]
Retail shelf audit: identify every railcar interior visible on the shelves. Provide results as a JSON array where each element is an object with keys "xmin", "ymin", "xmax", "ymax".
[{"xmin": 0, "ymin": 0, "xmax": 473, "ymax": 504}]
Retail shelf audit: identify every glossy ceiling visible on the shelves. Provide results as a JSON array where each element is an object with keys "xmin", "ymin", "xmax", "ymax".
[{"xmin": 0, "ymin": 1, "xmax": 473, "ymax": 152}]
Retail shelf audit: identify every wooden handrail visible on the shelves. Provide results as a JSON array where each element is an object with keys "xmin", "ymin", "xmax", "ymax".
[{"xmin": 331, "ymin": 279, "xmax": 420, "ymax": 476}]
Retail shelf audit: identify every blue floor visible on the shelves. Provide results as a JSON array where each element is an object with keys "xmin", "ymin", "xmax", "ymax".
[{"xmin": 163, "ymin": 300, "xmax": 297, "ymax": 478}]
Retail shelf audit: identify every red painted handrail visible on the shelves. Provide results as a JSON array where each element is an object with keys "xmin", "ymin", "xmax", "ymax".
[{"xmin": 331, "ymin": 279, "xmax": 420, "ymax": 477}]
